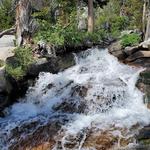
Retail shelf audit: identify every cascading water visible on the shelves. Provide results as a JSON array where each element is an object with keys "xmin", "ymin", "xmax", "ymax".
[{"xmin": 0, "ymin": 48, "xmax": 150, "ymax": 150}]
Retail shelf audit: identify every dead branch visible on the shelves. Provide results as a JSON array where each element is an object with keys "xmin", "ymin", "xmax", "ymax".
[{"xmin": 0, "ymin": 27, "xmax": 15, "ymax": 38}]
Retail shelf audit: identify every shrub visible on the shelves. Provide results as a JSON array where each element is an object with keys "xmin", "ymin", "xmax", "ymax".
[
  {"xmin": 0, "ymin": 59, "xmax": 4, "ymax": 67},
  {"xmin": 6, "ymin": 47, "xmax": 34, "ymax": 80},
  {"xmin": 0, "ymin": 0, "xmax": 15, "ymax": 30},
  {"xmin": 5, "ymin": 65, "xmax": 25, "ymax": 80},
  {"xmin": 14, "ymin": 46, "xmax": 34, "ymax": 69},
  {"xmin": 121, "ymin": 33, "xmax": 141, "ymax": 47}
]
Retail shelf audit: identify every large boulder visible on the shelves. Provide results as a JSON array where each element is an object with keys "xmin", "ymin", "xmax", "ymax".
[
  {"xmin": 108, "ymin": 40, "xmax": 126, "ymax": 60},
  {"xmin": 140, "ymin": 39, "xmax": 150, "ymax": 49},
  {"xmin": 137, "ymin": 69, "xmax": 150, "ymax": 109},
  {"xmin": 123, "ymin": 46, "xmax": 140, "ymax": 56},
  {"xmin": 28, "ymin": 53, "xmax": 75, "ymax": 77},
  {"xmin": 0, "ymin": 114, "xmax": 69, "ymax": 150},
  {"xmin": 109, "ymin": 38, "xmax": 150, "ymax": 68},
  {"xmin": 126, "ymin": 51, "xmax": 150, "ymax": 62},
  {"xmin": 136, "ymin": 125, "xmax": 150, "ymax": 150},
  {"xmin": 0, "ymin": 68, "xmax": 13, "ymax": 115}
]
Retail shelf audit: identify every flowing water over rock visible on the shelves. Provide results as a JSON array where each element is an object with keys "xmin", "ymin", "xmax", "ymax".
[{"xmin": 0, "ymin": 48, "xmax": 150, "ymax": 150}]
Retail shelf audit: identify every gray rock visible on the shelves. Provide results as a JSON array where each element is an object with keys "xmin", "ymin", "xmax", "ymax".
[
  {"xmin": 0, "ymin": 68, "xmax": 12, "ymax": 113},
  {"xmin": 140, "ymin": 39, "xmax": 150, "ymax": 49},
  {"xmin": 123, "ymin": 46, "xmax": 139, "ymax": 56},
  {"xmin": 137, "ymin": 69, "xmax": 150, "ymax": 109},
  {"xmin": 28, "ymin": 53, "xmax": 75, "ymax": 76},
  {"xmin": 108, "ymin": 40, "xmax": 126, "ymax": 60},
  {"xmin": 126, "ymin": 51, "xmax": 150, "ymax": 62}
]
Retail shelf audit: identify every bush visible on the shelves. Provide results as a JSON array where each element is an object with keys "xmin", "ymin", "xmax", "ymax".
[
  {"xmin": 6, "ymin": 47, "xmax": 34, "ymax": 80},
  {"xmin": 14, "ymin": 46, "xmax": 34, "ymax": 69},
  {"xmin": 34, "ymin": 19, "xmax": 107, "ymax": 47},
  {"xmin": 0, "ymin": 0, "xmax": 15, "ymax": 30},
  {"xmin": 0, "ymin": 59, "xmax": 4, "ymax": 67},
  {"xmin": 5, "ymin": 65, "xmax": 25, "ymax": 80},
  {"xmin": 121, "ymin": 33, "xmax": 141, "ymax": 47}
]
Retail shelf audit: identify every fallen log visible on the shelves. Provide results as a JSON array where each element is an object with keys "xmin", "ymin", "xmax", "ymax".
[{"xmin": 0, "ymin": 27, "xmax": 15, "ymax": 38}]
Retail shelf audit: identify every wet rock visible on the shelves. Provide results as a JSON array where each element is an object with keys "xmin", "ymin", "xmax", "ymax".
[
  {"xmin": 0, "ymin": 68, "xmax": 13, "ymax": 113},
  {"xmin": 30, "ymin": 142, "xmax": 55, "ymax": 150},
  {"xmin": 120, "ymin": 137, "xmax": 134, "ymax": 147},
  {"xmin": 138, "ymin": 126, "xmax": 150, "ymax": 140},
  {"xmin": 71, "ymin": 85, "xmax": 88, "ymax": 98},
  {"xmin": 128, "ymin": 58, "xmax": 150, "ymax": 68},
  {"xmin": 28, "ymin": 53, "xmax": 75, "ymax": 77},
  {"xmin": 123, "ymin": 46, "xmax": 140, "ymax": 56},
  {"xmin": 53, "ymin": 98, "xmax": 87, "ymax": 114},
  {"xmin": 126, "ymin": 51, "xmax": 150, "ymax": 62},
  {"xmin": 108, "ymin": 40, "xmax": 126, "ymax": 60},
  {"xmin": 136, "ymin": 126, "xmax": 150, "ymax": 150},
  {"xmin": 2, "ymin": 53, "xmax": 75, "ymax": 111},
  {"xmin": 140, "ymin": 39, "xmax": 150, "ymax": 49},
  {"xmin": 83, "ymin": 131, "xmax": 118, "ymax": 150},
  {"xmin": 53, "ymin": 85, "xmax": 88, "ymax": 113},
  {"xmin": 137, "ymin": 69, "xmax": 150, "ymax": 108},
  {"xmin": 28, "ymin": 57, "xmax": 58, "ymax": 76},
  {"xmin": 0, "ymin": 115, "xmax": 69, "ymax": 150},
  {"xmin": 109, "ymin": 38, "xmax": 150, "ymax": 68}
]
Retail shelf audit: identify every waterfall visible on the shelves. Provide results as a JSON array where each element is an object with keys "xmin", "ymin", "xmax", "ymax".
[{"xmin": 0, "ymin": 48, "xmax": 150, "ymax": 150}]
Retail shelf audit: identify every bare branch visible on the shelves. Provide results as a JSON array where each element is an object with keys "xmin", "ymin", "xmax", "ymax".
[{"xmin": 0, "ymin": 27, "xmax": 15, "ymax": 38}]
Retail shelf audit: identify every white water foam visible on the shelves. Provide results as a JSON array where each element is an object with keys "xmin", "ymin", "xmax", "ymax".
[{"xmin": 0, "ymin": 48, "xmax": 150, "ymax": 150}]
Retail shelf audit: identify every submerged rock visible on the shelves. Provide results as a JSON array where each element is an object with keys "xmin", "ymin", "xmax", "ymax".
[{"xmin": 0, "ymin": 115, "xmax": 69, "ymax": 150}]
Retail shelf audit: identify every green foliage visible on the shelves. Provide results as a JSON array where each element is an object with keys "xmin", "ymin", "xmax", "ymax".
[
  {"xmin": 95, "ymin": 0, "xmax": 129, "ymax": 38},
  {"xmin": 6, "ymin": 47, "xmax": 34, "ymax": 80},
  {"xmin": 121, "ymin": 33, "xmax": 141, "ymax": 47},
  {"xmin": 123, "ymin": 0, "xmax": 143, "ymax": 30},
  {"xmin": 0, "ymin": 59, "xmax": 4, "ymax": 67},
  {"xmin": 34, "ymin": 20, "xmax": 106, "ymax": 47},
  {"xmin": 0, "ymin": 0, "xmax": 15, "ymax": 30},
  {"xmin": 14, "ymin": 46, "xmax": 34, "ymax": 69},
  {"xmin": 32, "ymin": 0, "xmax": 143, "ymax": 47},
  {"xmin": 5, "ymin": 65, "xmax": 25, "ymax": 80}
]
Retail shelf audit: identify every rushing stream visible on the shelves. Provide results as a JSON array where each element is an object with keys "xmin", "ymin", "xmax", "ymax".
[{"xmin": 0, "ymin": 48, "xmax": 150, "ymax": 150}]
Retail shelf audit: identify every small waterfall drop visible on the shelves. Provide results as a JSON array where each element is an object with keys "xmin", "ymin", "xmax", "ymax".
[{"xmin": 0, "ymin": 48, "xmax": 150, "ymax": 150}]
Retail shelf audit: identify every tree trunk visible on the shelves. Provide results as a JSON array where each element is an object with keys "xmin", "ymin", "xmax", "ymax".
[
  {"xmin": 145, "ymin": 12, "xmax": 150, "ymax": 40},
  {"xmin": 16, "ymin": 0, "xmax": 32, "ymax": 46},
  {"xmin": 88, "ymin": 0, "xmax": 94, "ymax": 32},
  {"xmin": 142, "ymin": 0, "xmax": 147, "ymax": 35}
]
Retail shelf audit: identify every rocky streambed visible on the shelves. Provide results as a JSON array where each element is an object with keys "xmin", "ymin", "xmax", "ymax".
[
  {"xmin": 0, "ymin": 48, "xmax": 150, "ymax": 150},
  {"xmin": 109, "ymin": 38, "xmax": 150, "ymax": 150}
]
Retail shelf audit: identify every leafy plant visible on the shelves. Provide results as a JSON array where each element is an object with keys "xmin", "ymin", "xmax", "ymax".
[
  {"xmin": 121, "ymin": 33, "xmax": 141, "ymax": 47},
  {"xmin": 0, "ymin": 0, "xmax": 15, "ymax": 30},
  {"xmin": 14, "ymin": 46, "xmax": 34, "ymax": 69},
  {"xmin": 5, "ymin": 65, "xmax": 25, "ymax": 80},
  {"xmin": 0, "ymin": 59, "xmax": 4, "ymax": 67},
  {"xmin": 6, "ymin": 47, "xmax": 34, "ymax": 80}
]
